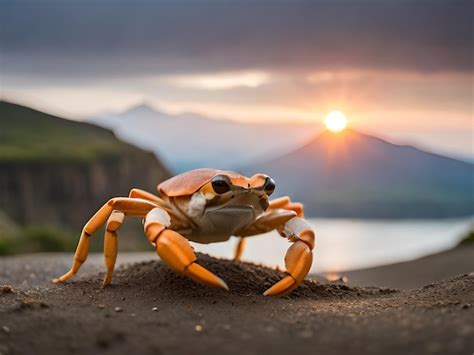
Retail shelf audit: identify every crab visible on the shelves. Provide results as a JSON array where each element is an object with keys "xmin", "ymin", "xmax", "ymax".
[{"xmin": 53, "ymin": 168, "xmax": 315, "ymax": 296}]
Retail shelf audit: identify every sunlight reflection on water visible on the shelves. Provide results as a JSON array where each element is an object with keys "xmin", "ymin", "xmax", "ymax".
[{"xmin": 191, "ymin": 217, "xmax": 473, "ymax": 273}]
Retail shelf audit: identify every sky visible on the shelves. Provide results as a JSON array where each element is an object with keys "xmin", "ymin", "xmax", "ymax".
[{"xmin": 1, "ymin": 0, "xmax": 473, "ymax": 159}]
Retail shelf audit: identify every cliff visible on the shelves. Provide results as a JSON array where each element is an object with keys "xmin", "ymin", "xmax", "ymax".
[{"xmin": 0, "ymin": 101, "xmax": 171, "ymax": 230}]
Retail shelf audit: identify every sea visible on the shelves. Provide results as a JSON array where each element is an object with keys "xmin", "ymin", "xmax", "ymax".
[{"xmin": 191, "ymin": 217, "xmax": 473, "ymax": 274}]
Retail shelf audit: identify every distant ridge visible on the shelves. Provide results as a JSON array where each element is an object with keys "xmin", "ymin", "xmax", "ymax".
[
  {"xmin": 90, "ymin": 105, "xmax": 320, "ymax": 172},
  {"xmin": 246, "ymin": 129, "xmax": 473, "ymax": 218}
]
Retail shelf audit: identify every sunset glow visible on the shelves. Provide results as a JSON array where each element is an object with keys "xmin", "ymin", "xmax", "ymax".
[
  {"xmin": 1, "ymin": 2, "xmax": 471, "ymax": 159},
  {"xmin": 324, "ymin": 111, "xmax": 348, "ymax": 132}
]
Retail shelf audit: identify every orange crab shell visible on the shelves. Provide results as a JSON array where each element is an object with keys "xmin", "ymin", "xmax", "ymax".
[{"xmin": 157, "ymin": 168, "xmax": 267, "ymax": 197}]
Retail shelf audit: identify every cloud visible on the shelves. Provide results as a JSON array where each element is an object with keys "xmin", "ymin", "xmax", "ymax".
[
  {"xmin": 1, "ymin": 0, "xmax": 472, "ymax": 81},
  {"xmin": 162, "ymin": 71, "xmax": 270, "ymax": 90}
]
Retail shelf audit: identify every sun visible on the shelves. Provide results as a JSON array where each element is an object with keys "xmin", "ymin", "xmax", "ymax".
[{"xmin": 324, "ymin": 111, "xmax": 348, "ymax": 133}]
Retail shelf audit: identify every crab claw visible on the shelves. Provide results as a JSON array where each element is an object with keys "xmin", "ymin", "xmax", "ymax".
[
  {"xmin": 264, "ymin": 217, "xmax": 315, "ymax": 296},
  {"xmin": 185, "ymin": 263, "xmax": 229, "ymax": 290},
  {"xmin": 263, "ymin": 275, "xmax": 296, "ymax": 296},
  {"xmin": 155, "ymin": 229, "xmax": 229, "ymax": 291}
]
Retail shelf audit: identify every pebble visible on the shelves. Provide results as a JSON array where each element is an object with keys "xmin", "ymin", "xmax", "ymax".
[
  {"xmin": 241, "ymin": 333, "xmax": 252, "ymax": 339},
  {"xmin": 427, "ymin": 341, "xmax": 441, "ymax": 353},
  {"xmin": 299, "ymin": 329, "xmax": 313, "ymax": 338},
  {"xmin": 459, "ymin": 325, "xmax": 472, "ymax": 336},
  {"xmin": 97, "ymin": 304, "xmax": 105, "ymax": 309},
  {"xmin": 195, "ymin": 324, "xmax": 203, "ymax": 332},
  {"xmin": 264, "ymin": 325, "xmax": 276, "ymax": 333},
  {"xmin": 0, "ymin": 285, "xmax": 14, "ymax": 294},
  {"xmin": 1, "ymin": 326, "xmax": 10, "ymax": 334},
  {"xmin": 152, "ymin": 307, "xmax": 158, "ymax": 312},
  {"xmin": 462, "ymin": 303, "xmax": 471, "ymax": 309},
  {"xmin": 114, "ymin": 307, "xmax": 123, "ymax": 312}
]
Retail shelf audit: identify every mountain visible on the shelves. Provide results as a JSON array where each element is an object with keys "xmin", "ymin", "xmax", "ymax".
[
  {"xmin": 91, "ymin": 104, "xmax": 320, "ymax": 172},
  {"xmin": 0, "ymin": 101, "xmax": 170, "ymax": 229},
  {"xmin": 245, "ymin": 129, "xmax": 473, "ymax": 218}
]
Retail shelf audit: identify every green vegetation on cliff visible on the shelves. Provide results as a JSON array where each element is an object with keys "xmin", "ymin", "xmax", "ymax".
[
  {"xmin": 0, "ymin": 101, "xmax": 170, "ymax": 233},
  {"xmin": 458, "ymin": 230, "xmax": 474, "ymax": 247},
  {"xmin": 0, "ymin": 101, "xmax": 141, "ymax": 163}
]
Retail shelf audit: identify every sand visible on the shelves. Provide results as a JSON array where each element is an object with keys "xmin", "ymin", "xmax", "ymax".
[
  {"xmin": 0, "ymin": 252, "xmax": 473, "ymax": 355},
  {"xmin": 342, "ymin": 244, "xmax": 474, "ymax": 289}
]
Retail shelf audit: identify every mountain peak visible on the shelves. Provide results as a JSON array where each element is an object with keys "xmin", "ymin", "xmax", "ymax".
[
  {"xmin": 250, "ymin": 126, "xmax": 473, "ymax": 218},
  {"xmin": 297, "ymin": 128, "xmax": 385, "ymax": 155},
  {"xmin": 125, "ymin": 102, "xmax": 160, "ymax": 115},
  {"xmin": 317, "ymin": 128, "xmax": 377, "ymax": 141}
]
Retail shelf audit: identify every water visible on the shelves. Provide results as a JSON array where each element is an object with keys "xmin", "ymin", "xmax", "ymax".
[{"xmin": 191, "ymin": 218, "xmax": 473, "ymax": 274}]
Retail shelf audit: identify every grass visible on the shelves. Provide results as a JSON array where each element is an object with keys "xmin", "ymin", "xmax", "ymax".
[
  {"xmin": 0, "ymin": 215, "xmax": 151, "ymax": 256},
  {"xmin": 458, "ymin": 230, "xmax": 474, "ymax": 247},
  {"xmin": 0, "ymin": 101, "xmax": 141, "ymax": 163},
  {"xmin": 0, "ymin": 225, "xmax": 76, "ymax": 255}
]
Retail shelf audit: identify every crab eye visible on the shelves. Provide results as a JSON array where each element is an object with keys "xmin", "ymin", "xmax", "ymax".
[
  {"xmin": 263, "ymin": 177, "xmax": 276, "ymax": 196},
  {"xmin": 211, "ymin": 175, "xmax": 231, "ymax": 194}
]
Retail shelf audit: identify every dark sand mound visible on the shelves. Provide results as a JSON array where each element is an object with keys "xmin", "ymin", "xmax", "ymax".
[
  {"xmin": 110, "ymin": 253, "xmax": 390, "ymax": 300},
  {"xmin": 1, "ymin": 254, "xmax": 473, "ymax": 355}
]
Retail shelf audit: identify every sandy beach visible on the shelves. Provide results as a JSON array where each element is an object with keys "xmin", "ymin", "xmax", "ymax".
[
  {"xmin": 0, "ymin": 248, "xmax": 473, "ymax": 355},
  {"xmin": 341, "ymin": 244, "xmax": 474, "ymax": 289}
]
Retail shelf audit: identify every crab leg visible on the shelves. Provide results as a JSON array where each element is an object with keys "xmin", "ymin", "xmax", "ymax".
[
  {"xmin": 233, "ymin": 238, "xmax": 246, "ymax": 261},
  {"xmin": 263, "ymin": 217, "xmax": 315, "ymax": 296},
  {"xmin": 236, "ymin": 209, "xmax": 296, "ymax": 237},
  {"xmin": 102, "ymin": 210, "xmax": 125, "ymax": 287},
  {"xmin": 233, "ymin": 208, "xmax": 298, "ymax": 266},
  {"xmin": 269, "ymin": 196, "xmax": 304, "ymax": 217},
  {"xmin": 53, "ymin": 198, "xmax": 157, "ymax": 284},
  {"xmin": 129, "ymin": 188, "xmax": 168, "ymax": 206},
  {"xmin": 281, "ymin": 202, "xmax": 304, "ymax": 217},
  {"xmin": 269, "ymin": 196, "xmax": 291, "ymax": 209},
  {"xmin": 145, "ymin": 208, "xmax": 228, "ymax": 291}
]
